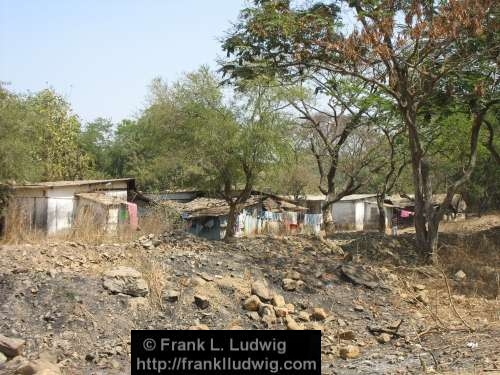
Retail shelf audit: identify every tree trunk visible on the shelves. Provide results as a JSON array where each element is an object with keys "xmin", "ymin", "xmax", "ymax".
[
  {"xmin": 403, "ymin": 105, "xmax": 436, "ymax": 259},
  {"xmin": 322, "ymin": 204, "xmax": 335, "ymax": 236},
  {"xmin": 224, "ymin": 203, "xmax": 238, "ymax": 240},
  {"xmin": 376, "ymin": 194, "xmax": 386, "ymax": 234}
]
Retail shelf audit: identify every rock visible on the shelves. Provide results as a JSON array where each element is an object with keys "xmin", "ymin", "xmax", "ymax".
[
  {"xmin": 0, "ymin": 334, "xmax": 25, "ymax": 357},
  {"xmin": 271, "ymin": 294, "xmax": 285, "ymax": 307},
  {"xmin": 194, "ymin": 295, "xmax": 210, "ymax": 309},
  {"xmin": 413, "ymin": 283, "xmax": 426, "ymax": 291},
  {"xmin": 251, "ymin": 281, "xmax": 272, "ymax": 301},
  {"xmin": 454, "ymin": 270, "xmax": 466, "ymax": 281},
  {"xmin": 189, "ymin": 324, "xmax": 209, "ymax": 330},
  {"xmin": 297, "ymin": 311, "xmax": 310, "ymax": 322},
  {"xmin": 0, "ymin": 352, "xmax": 6, "ymax": 365},
  {"xmin": 285, "ymin": 316, "xmax": 303, "ymax": 330},
  {"xmin": 338, "ymin": 318, "xmax": 347, "ymax": 327},
  {"xmin": 416, "ymin": 291, "xmax": 430, "ymax": 305},
  {"xmin": 0, "ymin": 355, "xmax": 29, "ymax": 373},
  {"xmin": 341, "ymin": 264, "xmax": 378, "ymax": 288},
  {"xmin": 246, "ymin": 311, "xmax": 260, "ymax": 321},
  {"xmin": 339, "ymin": 345, "xmax": 360, "ymax": 359},
  {"xmin": 261, "ymin": 314, "xmax": 277, "ymax": 328},
  {"xmin": 311, "ymin": 307, "xmax": 328, "ymax": 321},
  {"xmin": 282, "ymin": 278, "xmax": 297, "ymax": 291},
  {"xmin": 16, "ymin": 358, "xmax": 61, "ymax": 375},
  {"xmin": 377, "ymin": 333, "xmax": 392, "ymax": 344},
  {"xmin": 243, "ymin": 295, "xmax": 262, "ymax": 311},
  {"xmin": 284, "ymin": 270, "xmax": 301, "ymax": 280},
  {"xmin": 285, "ymin": 303, "xmax": 295, "ymax": 313},
  {"xmin": 258, "ymin": 304, "xmax": 275, "ymax": 318},
  {"xmin": 102, "ymin": 267, "xmax": 149, "ymax": 297},
  {"xmin": 354, "ymin": 305, "xmax": 364, "ymax": 312},
  {"xmin": 190, "ymin": 276, "xmax": 207, "ymax": 286},
  {"xmin": 338, "ymin": 331, "xmax": 356, "ymax": 340},
  {"xmin": 274, "ymin": 307, "xmax": 288, "ymax": 317},
  {"xmin": 164, "ymin": 290, "xmax": 180, "ymax": 303}
]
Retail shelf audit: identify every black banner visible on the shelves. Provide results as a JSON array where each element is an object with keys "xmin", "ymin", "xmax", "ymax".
[{"xmin": 131, "ymin": 330, "xmax": 321, "ymax": 374}]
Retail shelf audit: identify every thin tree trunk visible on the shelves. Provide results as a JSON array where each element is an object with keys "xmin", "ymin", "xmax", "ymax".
[
  {"xmin": 224, "ymin": 203, "xmax": 238, "ymax": 240},
  {"xmin": 376, "ymin": 194, "xmax": 386, "ymax": 234},
  {"xmin": 322, "ymin": 203, "xmax": 335, "ymax": 236}
]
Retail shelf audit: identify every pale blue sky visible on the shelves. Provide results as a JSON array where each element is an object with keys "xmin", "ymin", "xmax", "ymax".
[{"xmin": 0, "ymin": 0, "xmax": 246, "ymax": 122}]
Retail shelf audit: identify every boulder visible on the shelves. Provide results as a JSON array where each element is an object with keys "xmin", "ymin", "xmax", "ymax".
[
  {"xmin": 102, "ymin": 267, "xmax": 149, "ymax": 297},
  {"xmin": 339, "ymin": 345, "xmax": 360, "ymax": 359},
  {"xmin": 243, "ymin": 295, "xmax": 262, "ymax": 311},
  {"xmin": 282, "ymin": 278, "xmax": 297, "ymax": 291},
  {"xmin": 454, "ymin": 270, "xmax": 466, "ymax": 281},
  {"xmin": 0, "ymin": 334, "xmax": 25, "ymax": 357},
  {"xmin": 311, "ymin": 307, "xmax": 328, "ymax": 321},
  {"xmin": 194, "ymin": 295, "xmax": 210, "ymax": 309},
  {"xmin": 271, "ymin": 294, "xmax": 285, "ymax": 307},
  {"xmin": 285, "ymin": 316, "xmax": 303, "ymax": 330},
  {"xmin": 251, "ymin": 281, "xmax": 272, "ymax": 301},
  {"xmin": 164, "ymin": 290, "xmax": 180, "ymax": 303},
  {"xmin": 377, "ymin": 333, "xmax": 392, "ymax": 344}
]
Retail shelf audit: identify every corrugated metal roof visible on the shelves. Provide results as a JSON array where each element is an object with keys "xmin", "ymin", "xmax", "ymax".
[{"xmin": 11, "ymin": 178, "xmax": 134, "ymax": 189}]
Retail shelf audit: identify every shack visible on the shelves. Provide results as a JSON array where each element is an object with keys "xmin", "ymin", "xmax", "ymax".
[
  {"xmin": 169, "ymin": 194, "xmax": 308, "ymax": 240},
  {"xmin": 5, "ymin": 178, "xmax": 136, "ymax": 234},
  {"xmin": 295, "ymin": 194, "xmax": 393, "ymax": 231}
]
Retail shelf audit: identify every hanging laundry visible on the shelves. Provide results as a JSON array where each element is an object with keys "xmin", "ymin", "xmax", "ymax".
[
  {"xmin": 401, "ymin": 210, "xmax": 411, "ymax": 218},
  {"xmin": 126, "ymin": 202, "xmax": 138, "ymax": 230}
]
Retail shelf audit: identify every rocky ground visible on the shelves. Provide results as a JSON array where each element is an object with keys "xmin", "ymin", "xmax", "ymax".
[{"xmin": 0, "ymin": 215, "xmax": 499, "ymax": 374}]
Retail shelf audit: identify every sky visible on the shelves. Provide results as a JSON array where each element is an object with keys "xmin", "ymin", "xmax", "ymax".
[{"xmin": 0, "ymin": 0, "xmax": 246, "ymax": 122}]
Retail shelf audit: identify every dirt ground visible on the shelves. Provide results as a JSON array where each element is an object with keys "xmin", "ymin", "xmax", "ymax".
[{"xmin": 0, "ymin": 214, "xmax": 499, "ymax": 374}]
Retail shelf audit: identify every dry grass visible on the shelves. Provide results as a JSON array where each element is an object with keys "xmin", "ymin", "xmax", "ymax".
[{"xmin": 1, "ymin": 200, "xmax": 181, "ymax": 245}]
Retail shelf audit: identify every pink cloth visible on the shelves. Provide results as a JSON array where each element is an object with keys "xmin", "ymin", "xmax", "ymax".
[
  {"xmin": 127, "ymin": 202, "xmax": 138, "ymax": 230},
  {"xmin": 401, "ymin": 210, "xmax": 411, "ymax": 218}
]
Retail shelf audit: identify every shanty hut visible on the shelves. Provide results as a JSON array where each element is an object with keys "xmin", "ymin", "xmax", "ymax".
[{"xmin": 5, "ymin": 178, "xmax": 136, "ymax": 234}]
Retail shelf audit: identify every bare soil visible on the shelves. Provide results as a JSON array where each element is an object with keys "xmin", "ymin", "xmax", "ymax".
[{"xmin": 0, "ymin": 214, "xmax": 499, "ymax": 374}]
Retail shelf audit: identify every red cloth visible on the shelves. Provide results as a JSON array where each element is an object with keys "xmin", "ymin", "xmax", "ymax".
[
  {"xmin": 127, "ymin": 202, "xmax": 138, "ymax": 230},
  {"xmin": 401, "ymin": 210, "xmax": 411, "ymax": 218}
]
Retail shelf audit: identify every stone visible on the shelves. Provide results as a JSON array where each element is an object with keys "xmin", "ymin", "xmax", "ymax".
[
  {"xmin": 164, "ymin": 290, "xmax": 180, "ymax": 303},
  {"xmin": 416, "ymin": 291, "xmax": 430, "ymax": 305},
  {"xmin": 353, "ymin": 305, "xmax": 364, "ymax": 312},
  {"xmin": 261, "ymin": 314, "xmax": 277, "ymax": 328},
  {"xmin": 285, "ymin": 316, "xmax": 303, "ymax": 330},
  {"xmin": 246, "ymin": 311, "xmax": 260, "ymax": 321},
  {"xmin": 377, "ymin": 333, "xmax": 392, "ymax": 344},
  {"xmin": 189, "ymin": 324, "xmax": 209, "ymax": 330},
  {"xmin": 341, "ymin": 264, "xmax": 378, "ymax": 288},
  {"xmin": 0, "ymin": 334, "xmax": 25, "ymax": 357},
  {"xmin": 311, "ymin": 307, "xmax": 328, "ymax": 321},
  {"xmin": 282, "ymin": 278, "xmax": 297, "ymax": 291},
  {"xmin": 338, "ymin": 331, "xmax": 356, "ymax": 340},
  {"xmin": 338, "ymin": 318, "xmax": 347, "ymax": 327},
  {"xmin": 413, "ymin": 283, "xmax": 426, "ymax": 291},
  {"xmin": 274, "ymin": 307, "xmax": 288, "ymax": 318},
  {"xmin": 258, "ymin": 304, "xmax": 275, "ymax": 318},
  {"xmin": 243, "ymin": 295, "xmax": 262, "ymax": 311},
  {"xmin": 251, "ymin": 281, "xmax": 272, "ymax": 301},
  {"xmin": 339, "ymin": 345, "xmax": 360, "ymax": 359},
  {"xmin": 285, "ymin": 303, "xmax": 295, "ymax": 313},
  {"xmin": 454, "ymin": 270, "xmax": 466, "ymax": 281},
  {"xmin": 271, "ymin": 294, "xmax": 285, "ymax": 307},
  {"xmin": 194, "ymin": 295, "xmax": 210, "ymax": 309},
  {"xmin": 190, "ymin": 276, "xmax": 207, "ymax": 286},
  {"xmin": 284, "ymin": 270, "xmax": 301, "ymax": 280},
  {"xmin": 0, "ymin": 352, "xmax": 6, "ymax": 365},
  {"xmin": 16, "ymin": 358, "xmax": 61, "ymax": 375},
  {"xmin": 102, "ymin": 267, "xmax": 149, "ymax": 297},
  {"xmin": 297, "ymin": 311, "xmax": 310, "ymax": 322},
  {"xmin": 307, "ymin": 322, "xmax": 324, "ymax": 332}
]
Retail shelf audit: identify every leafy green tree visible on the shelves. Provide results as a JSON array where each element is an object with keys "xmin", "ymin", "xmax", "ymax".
[{"xmin": 222, "ymin": 0, "xmax": 498, "ymax": 259}]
